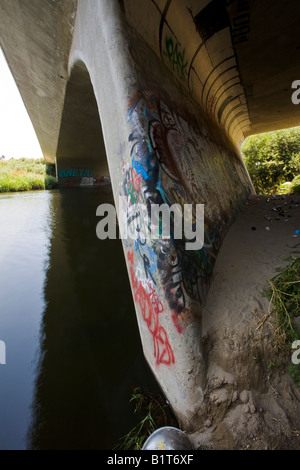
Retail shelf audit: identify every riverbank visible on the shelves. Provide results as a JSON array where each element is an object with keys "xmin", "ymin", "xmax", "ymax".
[
  {"xmin": 0, "ymin": 158, "xmax": 57, "ymax": 192},
  {"xmin": 190, "ymin": 193, "xmax": 300, "ymax": 450}
]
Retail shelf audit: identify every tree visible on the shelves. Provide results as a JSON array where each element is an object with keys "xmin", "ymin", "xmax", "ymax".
[{"xmin": 241, "ymin": 127, "xmax": 300, "ymax": 193}]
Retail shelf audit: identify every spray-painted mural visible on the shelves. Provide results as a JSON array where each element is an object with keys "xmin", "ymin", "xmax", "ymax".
[
  {"xmin": 58, "ymin": 168, "xmax": 111, "ymax": 187},
  {"xmin": 120, "ymin": 85, "xmax": 252, "ymax": 366},
  {"xmin": 127, "ymin": 249, "xmax": 175, "ymax": 365}
]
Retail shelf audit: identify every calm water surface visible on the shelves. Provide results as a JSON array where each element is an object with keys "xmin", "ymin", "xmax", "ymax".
[{"xmin": 0, "ymin": 188, "xmax": 158, "ymax": 449}]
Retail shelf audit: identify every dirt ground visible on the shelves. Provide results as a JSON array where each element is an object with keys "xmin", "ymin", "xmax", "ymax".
[{"xmin": 190, "ymin": 194, "xmax": 300, "ymax": 450}]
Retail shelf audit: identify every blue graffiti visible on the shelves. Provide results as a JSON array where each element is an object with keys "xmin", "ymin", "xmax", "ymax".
[{"xmin": 58, "ymin": 169, "xmax": 91, "ymax": 178}]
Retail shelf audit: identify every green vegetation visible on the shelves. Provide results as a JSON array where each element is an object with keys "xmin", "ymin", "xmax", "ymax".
[
  {"xmin": 45, "ymin": 175, "xmax": 58, "ymax": 190},
  {"xmin": 0, "ymin": 157, "xmax": 57, "ymax": 192},
  {"xmin": 115, "ymin": 386, "xmax": 178, "ymax": 450},
  {"xmin": 241, "ymin": 127, "xmax": 300, "ymax": 194},
  {"xmin": 266, "ymin": 257, "xmax": 300, "ymax": 385}
]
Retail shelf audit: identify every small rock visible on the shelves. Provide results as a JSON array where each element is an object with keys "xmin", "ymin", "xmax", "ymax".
[
  {"xmin": 240, "ymin": 390, "xmax": 249, "ymax": 403},
  {"xmin": 210, "ymin": 388, "xmax": 228, "ymax": 405},
  {"xmin": 204, "ymin": 418, "xmax": 212, "ymax": 428},
  {"xmin": 249, "ymin": 404, "xmax": 256, "ymax": 414},
  {"xmin": 244, "ymin": 404, "xmax": 250, "ymax": 413}
]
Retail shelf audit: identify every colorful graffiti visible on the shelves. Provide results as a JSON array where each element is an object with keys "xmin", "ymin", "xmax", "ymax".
[
  {"xmin": 120, "ymin": 84, "xmax": 251, "ymax": 365},
  {"xmin": 58, "ymin": 169, "xmax": 111, "ymax": 187},
  {"xmin": 127, "ymin": 250, "xmax": 175, "ymax": 366},
  {"xmin": 59, "ymin": 169, "xmax": 91, "ymax": 178}
]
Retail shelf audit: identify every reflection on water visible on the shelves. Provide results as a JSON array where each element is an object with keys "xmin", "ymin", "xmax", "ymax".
[
  {"xmin": 0, "ymin": 190, "xmax": 51, "ymax": 450},
  {"xmin": 0, "ymin": 188, "xmax": 158, "ymax": 450}
]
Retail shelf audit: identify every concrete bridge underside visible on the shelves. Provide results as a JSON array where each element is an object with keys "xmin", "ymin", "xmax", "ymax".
[{"xmin": 1, "ymin": 0, "xmax": 300, "ymax": 433}]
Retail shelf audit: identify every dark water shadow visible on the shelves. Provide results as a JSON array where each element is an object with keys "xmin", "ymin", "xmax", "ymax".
[{"xmin": 26, "ymin": 187, "xmax": 159, "ymax": 450}]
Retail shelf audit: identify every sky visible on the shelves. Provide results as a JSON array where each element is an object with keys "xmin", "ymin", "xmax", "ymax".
[{"xmin": 0, "ymin": 48, "xmax": 44, "ymax": 160}]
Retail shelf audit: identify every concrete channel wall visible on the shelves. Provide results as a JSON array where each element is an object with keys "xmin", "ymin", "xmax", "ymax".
[
  {"xmin": 0, "ymin": 0, "xmax": 253, "ymax": 430},
  {"xmin": 66, "ymin": 0, "xmax": 253, "ymax": 429}
]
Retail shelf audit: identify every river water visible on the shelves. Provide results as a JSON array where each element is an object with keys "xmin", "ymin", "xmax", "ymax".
[{"xmin": 0, "ymin": 188, "xmax": 158, "ymax": 450}]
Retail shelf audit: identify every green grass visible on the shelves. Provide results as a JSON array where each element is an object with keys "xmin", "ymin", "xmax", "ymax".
[
  {"xmin": 289, "ymin": 363, "xmax": 300, "ymax": 386},
  {"xmin": 0, "ymin": 173, "xmax": 45, "ymax": 192},
  {"xmin": 267, "ymin": 258, "xmax": 300, "ymax": 337},
  {"xmin": 266, "ymin": 257, "xmax": 300, "ymax": 385},
  {"xmin": 0, "ymin": 158, "xmax": 57, "ymax": 192}
]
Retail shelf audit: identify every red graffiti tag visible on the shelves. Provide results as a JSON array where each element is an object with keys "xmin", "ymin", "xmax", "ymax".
[
  {"xmin": 127, "ymin": 251, "xmax": 175, "ymax": 366},
  {"xmin": 127, "ymin": 250, "xmax": 134, "ymax": 265},
  {"xmin": 131, "ymin": 167, "xmax": 142, "ymax": 192}
]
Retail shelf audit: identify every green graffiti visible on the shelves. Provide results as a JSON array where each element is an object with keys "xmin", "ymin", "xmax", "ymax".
[
  {"xmin": 128, "ymin": 182, "xmax": 137, "ymax": 204},
  {"xmin": 163, "ymin": 36, "xmax": 188, "ymax": 81}
]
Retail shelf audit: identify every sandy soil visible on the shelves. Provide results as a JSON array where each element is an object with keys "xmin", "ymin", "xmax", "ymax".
[{"xmin": 190, "ymin": 194, "xmax": 300, "ymax": 450}]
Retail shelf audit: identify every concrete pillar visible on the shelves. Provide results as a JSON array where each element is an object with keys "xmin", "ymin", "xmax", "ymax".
[
  {"xmin": 55, "ymin": 60, "xmax": 110, "ymax": 187},
  {"xmin": 65, "ymin": 0, "xmax": 252, "ymax": 430}
]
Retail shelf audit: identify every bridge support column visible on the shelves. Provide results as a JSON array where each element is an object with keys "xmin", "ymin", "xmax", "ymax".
[{"xmin": 67, "ymin": 0, "xmax": 252, "ymax": 430}]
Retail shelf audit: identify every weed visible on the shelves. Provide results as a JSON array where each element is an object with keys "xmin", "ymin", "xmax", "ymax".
[
  {"xmin": 267, "ymin": 258, "xmax": 300, "ymax": 340},
  {"xmin": 288, "ymin": 364, "xmax": 300, "ymax": 386},
  {"xmin": 0, "ymin": 173, "xmax": 45, "ymax": 192},
  {"xmin": 265, "ymin": 257, "xmax": 300, "ymax": 384},
  {"xmin": 268, "ymin": 361, "xmax": 278, "ymax": 369},
  {"xmin": 114, "ymin": 386, "xmax": 178, "ymax": 450}
]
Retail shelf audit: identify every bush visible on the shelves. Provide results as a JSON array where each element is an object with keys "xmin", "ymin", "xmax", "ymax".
[
  {"xmin": 45, "ymin": 175, "xmax": 58, "ymax": 189},
  {"xmin": 277, "ymin": 182, "xmax": 293, "ymax": 194},
  {"xmin": 0, "ymin": 172, "xmax": 45, "ymax": 192},
  {"xmin": 291, "ymin": 175, "xmax": 300, "ymax": 193},
  {"xmin": 45, "ymin": 163, "xmax": 56, "ymax": 177},
  {"xmin": 0, "ymin": 158, "xmax": 56, "ymax": 192},
  {"xmin": 241, "ymin": 127, "xmax": 300, "ymax": 194},
  {"xmin": 3, "ymin": 157, "xmax": 46, "ymax": 175}
]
